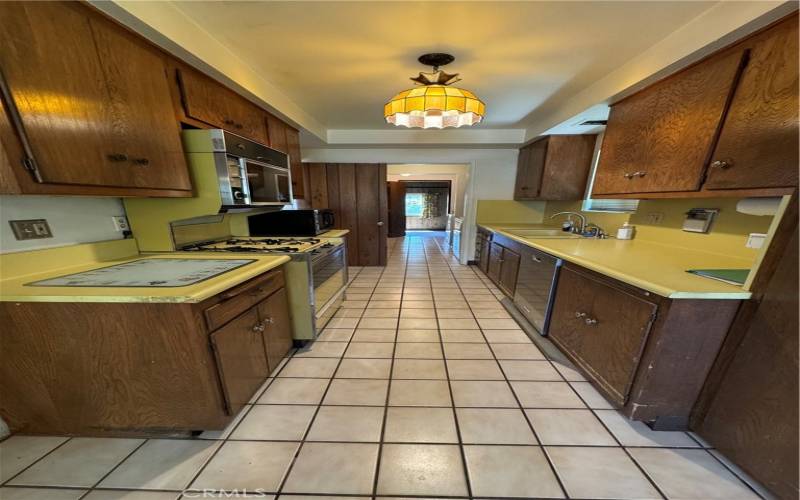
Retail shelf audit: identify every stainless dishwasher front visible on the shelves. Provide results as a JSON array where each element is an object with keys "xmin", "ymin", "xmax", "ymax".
[{"xmin": 513, "ymin": 247, "xmax": 562, "ymax": 335}]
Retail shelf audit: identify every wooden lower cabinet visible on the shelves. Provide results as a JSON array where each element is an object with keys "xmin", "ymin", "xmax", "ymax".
[
  {"xmin": 548, "ymin": 263, "xmax": 740, "ymax": 429},
  {"xmin": 483, "ymin": 236, "xmax": 520, "ymax": 297},
  {"xmin": 475, "ymin": 228, "xmax": 492, "ymax": 273},
  {"xmin": 0, "ymin": 268, "xmax": 291, "ymax": 435},
  {"xmin": 487, "ymin": 242, "xmax": 503, "ymax": 283}
]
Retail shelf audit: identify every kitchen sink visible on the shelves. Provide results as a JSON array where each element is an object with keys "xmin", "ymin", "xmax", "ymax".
[{"xmin": 503, "ymin": 228, "xmax": 581, "ymax": 239}]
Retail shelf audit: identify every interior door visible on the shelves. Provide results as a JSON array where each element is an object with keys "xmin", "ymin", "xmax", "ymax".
[
  {"xmin": 355, "ymin": 163, "xmax": 388, "ymax": 266},
  {"xmin": 209, "ymin": 308, "xmax": 269, "ymax": 414},
  {"xmin": 387, "ymin": 181, "xmax": 407, "ymax": 237},
  {"xmin": 0, "ymin": 2, "xmax": 126, "ymax": 187}
]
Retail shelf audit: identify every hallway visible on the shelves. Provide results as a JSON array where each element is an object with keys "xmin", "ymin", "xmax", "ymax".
[{"xmin": 0, "ymin": 233, "xmax": 763, "ymax": 499}]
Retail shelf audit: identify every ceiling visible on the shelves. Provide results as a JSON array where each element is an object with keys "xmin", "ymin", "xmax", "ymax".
[{"xmin": 170, "ymin": 1, "xmax": 717, "ymax": 131}]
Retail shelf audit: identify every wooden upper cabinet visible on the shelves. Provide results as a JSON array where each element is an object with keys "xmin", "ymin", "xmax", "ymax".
[
  {"xmin": 285, "ymin": 126, "xmax": 305, "ymax": 198},
  {"xmin": 514, "ymin": 135, "xmax": 596, "ymax": 201},
  {"xmin": 266, "ymin": 114, "xmax": 288, "ymax": 153},
  {"xmin": 704, "ymin": 15, "xmax": 799, "ymax": 190},
  {"xmin": 177, "ymin": 68, "xmax": 268, "ymax": 145},
  {"xmin": 593, "ymin": 49, "xmax": 746, "ymax": 195},
  {"xmin": 89, "ymin": 15, "xmax": 190, "ymax": 190},
  {"xmin": 0, "ymin": 2, "xmax": 190, "ymax": 194}
]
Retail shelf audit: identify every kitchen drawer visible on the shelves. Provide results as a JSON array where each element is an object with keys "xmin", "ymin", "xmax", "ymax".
[
  {"xmin": 549, "ymin": 265, "xmax": 657, "ymax": 406},
  {"xmin": 204, "ymin": 269, "xmax": 285, "ymax": 331}
]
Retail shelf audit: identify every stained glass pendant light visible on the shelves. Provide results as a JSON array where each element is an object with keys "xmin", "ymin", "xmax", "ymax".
[{"xmin": 384, "ymin": 53, "xmax": 485, "ymax": 129}]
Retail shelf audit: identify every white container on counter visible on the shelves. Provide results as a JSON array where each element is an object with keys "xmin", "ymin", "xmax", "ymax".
[{"xmin": 616, "ymin": 223, "xmax": 635, "ymax": 240}]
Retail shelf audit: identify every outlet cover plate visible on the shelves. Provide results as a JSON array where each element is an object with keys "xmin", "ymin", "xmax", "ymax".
[{"xmin": 112, "ymin": 216, "xmax": 130, "ymax": 232}]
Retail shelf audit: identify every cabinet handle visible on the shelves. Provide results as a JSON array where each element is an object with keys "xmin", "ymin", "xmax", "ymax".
[
  {"xmin": 623, "ymin": 171, "xmax": 646, "ymax": 179},
  {"xmin": 584, "ymin": 317, "xmax": 598, "ymax": 325},
  {"xmin": 262, "ymin": 317, "xmax": 274, "ymax": 325},
  {"xmin": 710, "ymin": 159, "xmax": 732, "ymax": 170},
  {"xmin": 377, "ymin": 221, "xmax": 384, "ymax": 226},
  {"xmin": 575, "ymin": 311, "xmax": 586, "ymax": 318},
  {"xmin": 236, "ymin": 143, "xmax": 246, "ymax": 150},
  {"xmin": 252, "ymin": 322, "xmax": 265, "ymax": 333},
  {"xmin": 223, "ymin": 119, "xmax": 234, "ymax": 126},
  {"xmin": 132, "ymin": 158, "xmax": 149, "ymax": 166},
  {"xmin": 107, "ymin": 153, "xmax": 128, "ymax": 162},
  {"xmin": 531, "ymin": 255, "xmax": 542, "ymax": 263},
  {"xmin": 235, "ymin": 123, "xmax": 243, "ymax": 129}
]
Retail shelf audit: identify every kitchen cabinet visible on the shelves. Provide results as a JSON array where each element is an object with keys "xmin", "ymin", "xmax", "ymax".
[
  {"xmin": 593, "ymin": 14, "xmax": 798, "ymax": 198},
  {"xmin": 265, "ymin": 114, "xmax": 305, "ymax": 198},
  {"xmin": 704, "ymin": 15, "xmax": 798, "ymax": 190},
  {"xmin": 0, "ymin": 267, "xmax": 292, "ymax": 435},
  {"xmin": 0, "ymin": 1, "xmax": 191, "ymax": 196},
  {"xmin": 210, "ymin": 308, "xmax": 270, "ymax": 412},
  {"xmin": 547, "ymin": 262, "xmax": 740, "ymax": 429},
  {"xmin": 177, "ymin": 67, "xmax": 268, "ymax": 145},
  {"xmin": 514, "ymin": 135, "xmax": 597, "ymax": 201},
  {"xmin": 485, "ymin": 239, "xmax": 520, "ymax": 296}
]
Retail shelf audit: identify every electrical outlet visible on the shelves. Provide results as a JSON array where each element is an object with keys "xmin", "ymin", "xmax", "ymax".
[
  {"xmin": 9, "ymin": 219, "xmax": 53, "ymax": 240},
  {"xmin": 746, "ymin": 233, "xmax": 767, "ymax": 249},
  {"xmin": 112, "ymin": 216, "xmax": 130, "ymax": 232},
  {"xmin": 645, "ymin": 212, "xmax": 664, "ymax": 224}
]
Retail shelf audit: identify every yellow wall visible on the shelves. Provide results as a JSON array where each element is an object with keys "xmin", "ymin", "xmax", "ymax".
[
  {"xmin": 543, "ymin": 198, "xmax": 775, "ymax": 261},
  {"xmin": 476, "ymin": 200, "xmax": 546, "ymax": 224}
]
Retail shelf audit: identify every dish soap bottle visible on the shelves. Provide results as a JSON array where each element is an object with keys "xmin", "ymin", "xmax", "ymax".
[{"xmin": 617, "ymin": 222, "xmax": 635, "ymax": 240}]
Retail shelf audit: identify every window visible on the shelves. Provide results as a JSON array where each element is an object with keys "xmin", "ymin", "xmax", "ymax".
[
  {"xmin": 581, "ymin": 132, "xmax": 639, "ymax": 213},
  {"xmin": 405, "ymin": 193, "xmax": 424, "ymax": 217}
]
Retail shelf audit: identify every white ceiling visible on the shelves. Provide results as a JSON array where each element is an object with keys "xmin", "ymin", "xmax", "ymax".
[{"xmin": 170, "ymin": 1, "xmax": 717, "ymax": 131}]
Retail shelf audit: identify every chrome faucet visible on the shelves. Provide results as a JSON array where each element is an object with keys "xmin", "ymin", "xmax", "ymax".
[{"xmin": 550, "ymin": 211, "xmax": 586, "ymax": 234}]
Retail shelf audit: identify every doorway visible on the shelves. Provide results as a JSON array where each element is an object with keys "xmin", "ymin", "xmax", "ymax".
[{"xmin": 403, "ymin": 181, "xmax": 451, "ymax": 231}]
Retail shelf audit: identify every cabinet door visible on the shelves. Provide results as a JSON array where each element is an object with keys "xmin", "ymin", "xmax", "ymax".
[
  {"xmin": 704, "ymin": 16, "xmax": 798, "ymax": 190},
  {"xmin": 538, "ymin": 135, "xmax": 596, "ymax": 200},
  {"xmin": 90, "ymin": 16, "xmax": 191, "ymax": 190},
  {"xmin": 285, "ymin": 126, "xmax": 305, "ymax": 198},
  {"xmin": 513, "ymin": 140, "xmax": 546, "ymax": 200},
  {"xmin": 593, "ymin": 49, "xmax": 746, "ymax": 195},
  {"xmin": 0, "ymin": 2, "xmax": 126, "ymax": 187},
  {"xmin": 498, "ymin": 247, "xmax": 520, "ymax": 296},
  {"xmin": 549, "ymin": 266, "xmax": 657, "ymax": 405},
  {"xmin": 178, "ymin": 68, "xmax": 268, "ymax": 144},
  {"xmin": 478, "ymin": 237, "xmax": 491, "ymax": 273},
  {"xmin": 209, "ymin": 308, "xmax": 269, "ymax": 414},
  {"xmin": 257, "ymin": 288, "xmax": 293, "ymax": 374},
  {"xmin": 487, "ymin": 242, "xmax": 504, "ymax": 283},
  {"xmin": 266, "ymin": 114, "xmax": 288, "ymax": 153}
]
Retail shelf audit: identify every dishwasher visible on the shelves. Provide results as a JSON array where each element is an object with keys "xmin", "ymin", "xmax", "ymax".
[{"xmin": 513, "ymin": 247, "xmax": 562, "ymax": 335}]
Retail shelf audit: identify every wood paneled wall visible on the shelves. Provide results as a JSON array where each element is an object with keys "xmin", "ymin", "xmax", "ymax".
[{"xmin": 306, "ymin": 163, "xmax": 387, "ymax": 266}]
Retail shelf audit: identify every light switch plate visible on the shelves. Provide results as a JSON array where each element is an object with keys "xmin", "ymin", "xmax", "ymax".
[{"xmin": 9, "ymin": 219, "xmax": 53, "ymax": 240}]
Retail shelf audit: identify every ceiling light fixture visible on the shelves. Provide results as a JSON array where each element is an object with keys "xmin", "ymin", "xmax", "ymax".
[{"xmin": 384, "ymin": 53, "xmax": 485, "ymax": 129}]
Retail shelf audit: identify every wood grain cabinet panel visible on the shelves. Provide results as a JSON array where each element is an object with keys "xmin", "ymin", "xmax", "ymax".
[
  {"xmin": 266, "ymin": 113, "xmax": 288, "ymax": 152},
  {"xmin": 210, "ymin": 308, "xmax": 269, "ymax": 415},
  {"xmin": 285, "ymin": 126, "xmax": 305, "ymax": 198},
  {"xmin": 593, "ymin": 49, "xmax": 745, "ymax": 195},
  {"xmin": 704, "ymin": 15, "xmax": 799, "ymax": 190},
  {"xmin": 487, "ymin": 242, "xmax": 503, "ymax": 283},
  {"xmin": 257, "ymin": 288, "xmax": 293, "ymax": 374},
  {"xmin": 514, "ymin": 135, "xmax": 596, "ymax": 201},
  {"xmin": 498, "ymin": 247, "xmax": 520, "ymax": 296},
  {"xmin": 549, "ymin": 266, "xmax": 657, "ymax": 405},
  {"xmin": 178, "ymin": 68, "xmax": 268, "ymax": 144}
]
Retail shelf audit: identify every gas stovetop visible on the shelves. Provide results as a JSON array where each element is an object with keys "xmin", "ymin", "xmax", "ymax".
[{"xmin": 181, "ymin": 237, "xmax": 335, "ymax": 254}]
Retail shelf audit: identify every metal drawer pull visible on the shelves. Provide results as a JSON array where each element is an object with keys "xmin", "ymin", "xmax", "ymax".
[
  {"xmin": 132, "ymin": 158, "xmax": 149, "ymax": 166},
  {"xmin": 623, "ymin": 171, "xmax": 646, "ymax": 179},
  {"xmin": 252, "ymin": 322, "xmax": 265, "ymax": 333},
  {"xmin": 531, "ymin": 255, "xmax": 542, "ymax": 263},
  {"xmin": 584, "ymin": 317, "xmax": 598, "ymax": 325},
  {"xmin": 575, "ymin": 311, "xmax": 586, "ymax": 318},
  {"xmin": 710, "ymin": 159, "xmax": 732, "ymax": 170},
  {"xmin": 263, "ymin": 317, "xmax": 274, "ymax": 325},
  {"xmin": 107, "ymin": 153, "xmax": 128, "ymax": 162}
]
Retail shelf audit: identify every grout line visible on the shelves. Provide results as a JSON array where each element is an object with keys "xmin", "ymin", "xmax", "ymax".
[{"xmin": 0, "ymin": 436, "xmax": 74, "ymax": 487}]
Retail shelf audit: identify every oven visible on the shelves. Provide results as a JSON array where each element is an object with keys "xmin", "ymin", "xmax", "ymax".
[{"xmin": 311, "ymin": 243, "xmax": 347, "ymax": 310}]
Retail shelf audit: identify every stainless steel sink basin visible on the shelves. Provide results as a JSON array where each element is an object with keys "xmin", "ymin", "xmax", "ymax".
[{"xmin": 503, "ymin": 228, "xmax": 581, "ymax": 239}]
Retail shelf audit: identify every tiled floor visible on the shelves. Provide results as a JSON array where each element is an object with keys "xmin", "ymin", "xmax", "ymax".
[{"xmin": 0, "ymin": 232, "xmax": 769, "ymax": 499}]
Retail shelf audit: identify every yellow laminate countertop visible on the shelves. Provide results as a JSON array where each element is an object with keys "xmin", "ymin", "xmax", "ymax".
[
  {"xmin": 480, "ymin": 224, "xmax": 752, "ymax": 300},
  {"xmin": 0, "ymin": 251, "xmax": 290, "ymax": 304},
  {"xmin": 320, "ymin": 229, "xmax": 350, "ymax": 238}
]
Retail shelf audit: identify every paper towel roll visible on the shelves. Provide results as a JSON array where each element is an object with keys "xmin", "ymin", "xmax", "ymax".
[{"xmin": 736, "ymin": 197, "xmax": 782, "ymax": 216}]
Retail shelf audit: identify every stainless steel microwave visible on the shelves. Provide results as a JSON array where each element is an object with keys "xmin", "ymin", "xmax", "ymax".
[{"xmin": 182, "ymin": 129, "xmax": 292, "ymax": 208}]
